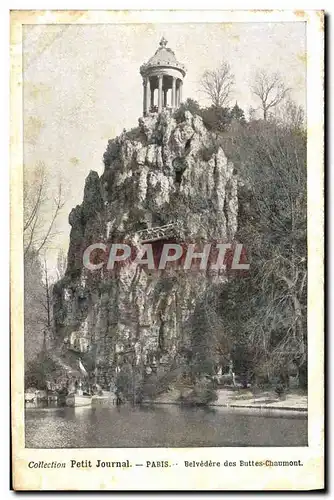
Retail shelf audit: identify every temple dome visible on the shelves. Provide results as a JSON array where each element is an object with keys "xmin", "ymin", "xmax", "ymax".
[{"xmin": 140, "ymin": 37, "xmax": 186, "ymax": 77}]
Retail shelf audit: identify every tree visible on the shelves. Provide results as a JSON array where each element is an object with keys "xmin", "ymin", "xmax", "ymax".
[
  {"xmin": 248, "ymin": 106, "xmax": 256, "ymax": 122},
  {"xmin": 275, "ymin": 98, "xmax": 305, "ymax": 131},
  {"xmin": 251, "ymin": 70, "xmax": 290, "ymax": 121},
  {"xmin": 200, "ymin": 62, "xmax": 235, "ymax": 108},
  {"xmin": 201, "ymin": 105, "xmax": 231, "ymax": 132},
  {"xmin": 174, "ymin": 98, "xmax": 202, "ymax": 123},
  {"xmin": 24, "ymin": 354, "xmax": 62, "ymax": 390},
  {"xmin": 229, "ymin": 102, "xmax": 246, "ymax": 124},
  {"xmin": 42, "ymin": 257, "xmax": 52, "ymax": 331},
  {"xmin": 220, "ymin": 117, "xmax": 307, "ymax": 387},
  {"xmin": 179, "ymin": 98, "xmax": 201, "ymax": 116},
  {"xmin": 24, "ymin": 161, "xmax": 65, "ymax": 256},
  {"xmin": 24, "ymin": 250, "xmax": 47, "ymax": 361},
  {"xmin": 24, "ymin": 163, "xmax": 65, "ymax": 361},
  {"xmin": 42, "ymin": 255, "xmax": 63, "ymax": 331}
]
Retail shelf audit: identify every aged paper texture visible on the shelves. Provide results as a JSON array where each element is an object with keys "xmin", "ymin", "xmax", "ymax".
[{"xmin": 11, "ymin": 9, "xmax": 324, "ymax": 491}]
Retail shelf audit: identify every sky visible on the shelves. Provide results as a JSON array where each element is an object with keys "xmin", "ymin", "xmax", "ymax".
[{"xmin": 23, "ymin": 22, "xmax": 306, "ymax": 271}]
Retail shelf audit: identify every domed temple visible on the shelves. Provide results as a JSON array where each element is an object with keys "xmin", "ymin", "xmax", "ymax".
[{"xmin": 140, "ymin": 37, "xmax": 186, "ymax": 116}]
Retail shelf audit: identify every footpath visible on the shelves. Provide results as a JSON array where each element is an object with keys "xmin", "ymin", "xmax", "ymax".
[
  {"xmin": 212, "ymin": 388, "xmax": 307, "ymax": 412},
  {"xmin": 151, "ymin": 387, "xmax": 307, "ymax": 412}
]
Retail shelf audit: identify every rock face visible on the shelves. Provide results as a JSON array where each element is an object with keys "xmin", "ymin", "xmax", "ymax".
[{"xmin": 53, "ymin": 110, "xmax": 238, "ymax": 387}]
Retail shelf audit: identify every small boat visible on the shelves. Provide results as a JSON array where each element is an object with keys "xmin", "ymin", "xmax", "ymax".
[
  {"xmin": 25, "ymin": 391, "xmax": 36, "ymax": 403},
  {"xmin": 25, "ymin": 396, "xmax": 35, "ymax": 403},
  {"xmin": 65, "ymin": 380, "xmax": 92, "ymax": 407},
  {"xmin": 65, "ymin": 392, "xmax": 92, "ymax": 407},
  {"xmin": 66, "ymin": 366, "xmax": 92, "ymax": 407}
]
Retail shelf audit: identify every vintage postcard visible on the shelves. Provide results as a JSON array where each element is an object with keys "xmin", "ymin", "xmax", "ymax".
[{"xmin": 11, "ymin": 10, "xmax": 324, "ymax": 491}]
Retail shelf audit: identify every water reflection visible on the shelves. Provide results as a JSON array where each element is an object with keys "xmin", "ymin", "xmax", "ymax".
[
  {"xmin": 25, "ymin": 403, "xmax": 307, "ymax": 448},
  {"xmin": 25, "ymin": 400, "xmax": 59, "ymax": 410}
]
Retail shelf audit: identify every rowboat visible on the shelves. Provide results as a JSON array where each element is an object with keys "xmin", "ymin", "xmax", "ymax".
[
  {"xmin": 65, "ymin": 363, "xmax": 92, "ymax": 407},
  {"xmin": 65, "ymin": 393, "xmax": 92, "ymax": 407},
  {"xmin": 25, "ymin": 394, "xmax": 35, "ymax": 403},
  {"xmin": 25, "ymin": 391, "xmax": 36, "ymax": 403}
]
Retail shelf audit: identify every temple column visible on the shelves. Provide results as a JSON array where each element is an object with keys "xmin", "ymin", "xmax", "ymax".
[
  {"xmin": 172, "ymin": 77, "xmax": 176, "ymax": 109},
  {"xmin": 158, "ymin": 75, "xmax": 163, "ymax": 113},
  {"xmin": 145, "ymin": 77, "xmax": 150, "ymax": 115},
  {"xmin": 179, "ymin": 80, "xmax": 183, "ymax": 105},
  {"xmin": 142, "ymin": 78, "xmax": 146, "ymax": 116},
  {"xmin": 163, "ymin": 89, "xmax": 168, "ymax": 108},
  {"xmin": 151, "ymin": 88, "xmax": 154, "ymax": 109}
]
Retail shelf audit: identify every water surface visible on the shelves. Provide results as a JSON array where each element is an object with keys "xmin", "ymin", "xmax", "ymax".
[{"xmin": 25, "ymin": 403, "xmax": 307, "ymax": 448}]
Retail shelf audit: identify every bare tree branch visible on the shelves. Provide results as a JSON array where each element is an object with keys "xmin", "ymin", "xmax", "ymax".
[
  {"xmin": 200, "ymin": 62, "xmax": 235, "ymax": 107},
  {"xmin": 251, "ymin": 70, "xmax": 290, "ymax": 120},
  {"xmin": 35, "ymin": 183, "xmax": 65, "ymax": 254},
  {"xmin": 24, "ymin": 164, "xmax": 65, "ymax": 256}
]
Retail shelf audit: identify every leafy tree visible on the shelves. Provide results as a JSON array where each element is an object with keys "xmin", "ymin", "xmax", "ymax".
[
  {"xmin": 24, "ymin": 354, "xmax": 61, "ymax": 390},
  {"xmin": 24, "ymin": 251, "xmax": 47, "ymax": 361},
  {"xmin": 229, "ymin": 101, "xmax": 246, "ymax": 124},
  {"xmin": 115, "ymin": 363, "xmax": 143, "ymax": 403},
  {"xmin": 174, "ymin": 98, "xmax": 201, "ymax": 123},
  {"xmin": 201, "ymin": 106, "xmax": 232, "ymax": 132},
  {"xmin": 181, "ymin": 378, "xmax": 217, "ymax": 406}
]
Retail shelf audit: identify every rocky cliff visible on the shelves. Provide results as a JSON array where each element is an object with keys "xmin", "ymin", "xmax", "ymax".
[{"xmin": 53, "ymin": 110, "xmax": 238, "ymax": 387}]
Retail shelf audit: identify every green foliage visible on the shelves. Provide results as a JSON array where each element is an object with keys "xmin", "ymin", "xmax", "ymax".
[
  {"xmin": 175, "ymin": 113, "xmax": 307, "ymax": 390},
  {"xmin": 201, "ymin": 106, "xmax": 231, "ymax": 131},
  {"xmin": 174, "ymin": 98, "xmax": 202, "ymax": 123},
  {"xmin": 115, "ymin": 363, "xmax": 143, "ymax": 403},
  {"xmin": 24, "ymin": 251, "xmax": 47, "ymax": 362},
  {"xmin": 103, "ymin": 138, "xmax": 121, "ymax": 167},
  {"xmin": 115, "ymin": 365, "xmax": 132, "ymax": 397},
  {"xmin": 215, "ymin": 119, "xmax": 307, "ymax": 387},
  {"xmin": 188, "ymin": 301, "xmax": 217, "ymax": 381},
  {"xmin": 141, "ymin": 367, "xmax": 183, "ymax": 401},
  {"xmin": 140, "ymin": 374, "xmax": 159, "ymax": 400},
  {"xmin": 24, "ymin": 354, "xmax": 60, "ymax": 390},
  {"xmin": 230, "ymin": 102, "xmax": 246, "ymax": 124},
  {"xmin": 181, "ymin": 378, "xmax": 217, "ymax": 406},
  {"xmin": 173, "ymin": 99, "xmax": 246, "ymax": 133}
]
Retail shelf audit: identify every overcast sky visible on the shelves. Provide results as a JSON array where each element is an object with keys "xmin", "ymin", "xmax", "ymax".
[{"xmin": 23, "ymin": 22, "xmax": 306, "ymax": 270}]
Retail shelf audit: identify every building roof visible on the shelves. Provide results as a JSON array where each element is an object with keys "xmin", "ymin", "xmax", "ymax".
[{"xmin": 140, "ymin": 37, "xmax": 186, "ymax": 77}]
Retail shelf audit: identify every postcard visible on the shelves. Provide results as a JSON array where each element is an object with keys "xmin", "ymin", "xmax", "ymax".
[{"xmin": 11, "ymin": 9, "xmax": 324, "ymax": 491}]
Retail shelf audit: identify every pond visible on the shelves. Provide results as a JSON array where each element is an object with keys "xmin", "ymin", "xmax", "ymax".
[{"xmin": 25, "ymin": 403, "xmax": 307, "ymax": 448}]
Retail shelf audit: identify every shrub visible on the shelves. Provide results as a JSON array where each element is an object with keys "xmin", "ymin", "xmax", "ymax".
[
  {"xmin": 24, "ymin": 354, "xmax": 60, "ymax": 390},
  {"xmin": 181, "ymin": 378, "xmax": 217, "ymax": 406},
  {"xmin": 115, "ymin": 364, "xmax": 143, "ymax": 403},
  {"xmin": 103, "ymin": 139, "xmax": 121, "ymax": 167},
  {"xmin": 173, "ymin": 98, "xmax": 202, "ymax": 123}
]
